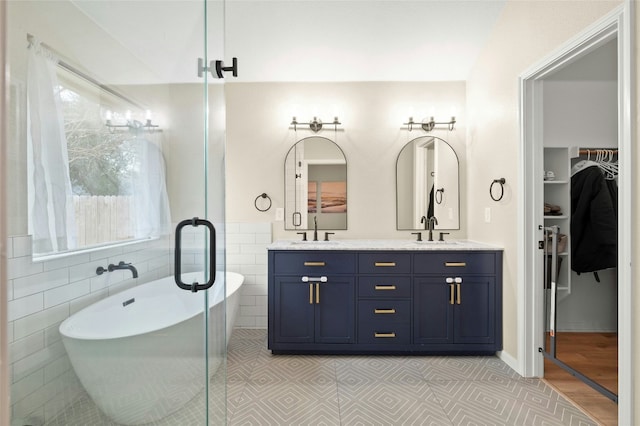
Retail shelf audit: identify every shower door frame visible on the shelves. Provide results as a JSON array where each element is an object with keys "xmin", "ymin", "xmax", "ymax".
[
  {"xmin": 1, "ymin": 0, "xmax": 10, "ymax": 424},
  {"xmin": 0, "ymin": 0, "xmax": 230, "ymax": 424}
]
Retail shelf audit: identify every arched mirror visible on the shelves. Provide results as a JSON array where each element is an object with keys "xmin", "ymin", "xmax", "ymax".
[
  {"xmin": 396, "ymin": 136, "xmax": 460, "ymax": 230},
  {"xmin": 285, "ymin": 136, "xmax": 347, "ymax": 230}
]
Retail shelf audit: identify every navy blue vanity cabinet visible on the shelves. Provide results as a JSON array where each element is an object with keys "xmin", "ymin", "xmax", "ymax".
[
  {"xmin": 413, "ymin": 251, "xmax": 502, "ymax": 353},
  {"xmin": 357, "ymin": 252, "xmax": 412, "ymax": 345},
  {"xmin": 269, "ymin": 251, "xmax": 356, "ymax": 352},
  {"xmin": 269, "ymin": 247, "xmax": 502, "ymax": 354}
]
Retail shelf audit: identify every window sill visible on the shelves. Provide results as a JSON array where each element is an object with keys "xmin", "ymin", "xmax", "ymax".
[{"xmin": 32, "ymin": 237, "xmax": 160, "ymax": 263}]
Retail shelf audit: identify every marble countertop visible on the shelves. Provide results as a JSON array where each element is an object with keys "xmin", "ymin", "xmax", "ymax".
[{"xmin": 268, "ymin": 239, "xmax": 503, "ymax": 251}]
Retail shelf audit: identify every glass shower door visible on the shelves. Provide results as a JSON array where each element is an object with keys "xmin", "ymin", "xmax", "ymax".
[{"xmin": 6, "ymin": 0, "xmax": 228, "ymax": 424}]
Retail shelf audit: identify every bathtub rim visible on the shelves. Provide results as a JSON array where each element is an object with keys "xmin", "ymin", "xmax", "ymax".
[{"xmin": 59, "ymin": 270, "xmax": 244, "ymax": 341}]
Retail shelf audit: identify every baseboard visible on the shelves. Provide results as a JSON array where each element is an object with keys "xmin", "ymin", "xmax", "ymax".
[{"xmin": 497, "ymin": 350, "xmax": 520, "ymax": 376}]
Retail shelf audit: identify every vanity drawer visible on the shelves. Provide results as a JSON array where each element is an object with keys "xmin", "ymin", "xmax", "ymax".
[
  {"xmin": 358, "ymin": 300, "xmax": 411, "ymax": 323},
  {"xmin": 414, "ymin": 252, "xmax": 496, "ymax": 275},
  {"xmin": 358, "ymin": 253, "xmax": 411, "ymax": 274},
  {"xmin": 358, "ymin": 276, "xmax": 411, "ymax": 298},
  {"xmin": 273, "ymin": 251, "xmax": 356, "ymax": 275},
  {"xmin": 358, "ymin": 323, "xmax": 411, "ymax": 344}
]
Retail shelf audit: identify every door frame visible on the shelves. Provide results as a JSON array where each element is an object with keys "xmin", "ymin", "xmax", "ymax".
[
  {"xmin": 0, "ymin": 1, "xmax": 9, "ymax": 425},
  {"xmin": 518, "ymin": 3, "xmax": 634, "ymax": 424}
]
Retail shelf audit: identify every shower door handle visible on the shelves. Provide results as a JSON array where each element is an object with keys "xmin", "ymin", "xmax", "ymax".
[{"xmin": 174, "ymin": 217, "xmax": 216, "ymax": 292}]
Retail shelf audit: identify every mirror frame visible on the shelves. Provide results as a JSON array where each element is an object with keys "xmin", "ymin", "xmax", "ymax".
[
  {"xmin": 284, "ymin": 136, "xmax": 348, "ymax": 231},
  {"xmin": 395, "ymin": 135, "xmax": 460, "ymax": 231}
]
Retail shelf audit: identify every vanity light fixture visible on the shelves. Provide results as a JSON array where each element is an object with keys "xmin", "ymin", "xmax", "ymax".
[
  {"xmin": 106, "ymin": 110, "xmax": 160, "ymax": 133},
  {"xmin": 404, "ymin": 116, "xmax": 456, "ymax": 132},
  {"xmin": 291, "ymin": 116, "xmax": 342, "ymax": 133}
]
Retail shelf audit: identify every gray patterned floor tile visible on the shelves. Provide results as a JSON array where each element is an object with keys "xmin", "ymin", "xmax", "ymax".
[
  {"xmin": 229, "ymin": 381, "xmax": 340, "ymax": 425},
  {"xmin": 45, "ymin": 329, "xmax": 598, "ymax": 426},
  {"xmin": 249, "ymin": 353, "xmax": 337, "ymax": 384},
  {"xmin": 338, "ymin": 380, "xmax": 453, "ymax": 426},
  {"xmin": 335, "ymin": 356, "xmax": 426, "ymax": 385},
  {"xmin": 429, "ymin": 380, "xmax": 596, "ymax": 426},
  {"xmin": 418, "ymin": 356, "xmax": 523, "ymax": 382}
]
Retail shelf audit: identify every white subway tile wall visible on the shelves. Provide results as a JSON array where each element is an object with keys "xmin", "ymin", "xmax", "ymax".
[
  {"xmin": 7, "ymin": 235, "xmax": 172, "ymax": 424},
  {"xmin": 6, "ymin": 222, "xmax": 271, "ymax": 423},
  {"xmin": 226, "ymin": 222, "xmax": 270, "ymax": 329}
]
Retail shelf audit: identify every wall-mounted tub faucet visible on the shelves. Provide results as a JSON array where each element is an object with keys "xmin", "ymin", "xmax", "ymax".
[{"xmin": 96, "ymin": 261, "xmax": 138, "ymax": 278}]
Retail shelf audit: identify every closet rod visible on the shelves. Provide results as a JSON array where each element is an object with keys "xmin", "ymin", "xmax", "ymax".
[
  {"xmin": 579, "ymin": 148, "xmax": 618, "ymax": 155},
  {"xmin": 27, "ymin": 34, "xmax": 144, "ymax": 110}
]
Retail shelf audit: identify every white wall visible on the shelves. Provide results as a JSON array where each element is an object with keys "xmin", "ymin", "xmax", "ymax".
[
  {"xmin": 225, "ymin": 81, "xmax": 468, "ymax": 241},
  {"xmin": 466, "ymin": 0, "xmax": 621, "ymax": 365}
]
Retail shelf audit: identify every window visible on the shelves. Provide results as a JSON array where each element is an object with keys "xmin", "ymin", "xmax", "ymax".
[{"xmin": 27, "ymin": 52, "xmax": 170, "ymax": 257}]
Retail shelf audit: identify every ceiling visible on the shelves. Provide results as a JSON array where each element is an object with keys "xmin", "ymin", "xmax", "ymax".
[{"xmin": 70, "ymin": 0, "xmax": 507, "ymax": 84}]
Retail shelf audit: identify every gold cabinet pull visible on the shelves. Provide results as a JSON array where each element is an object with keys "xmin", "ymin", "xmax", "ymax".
[
  {"xmin": 374, "ymin": 308, "xmax": 396, "ymax": 314},
  {"xmin": 315, "ymin": 283, "xmax": 320, "ymax": 304},
  {"xmin": 374, "ymin": 262, "xmax": 396, "ymax": 267},
  {"xmin": 445, "ymin": 262, "xmax": 466, "ymax": 267},
  {"xmin": 449, "ymin": 284, "xmax": 455, "ymax": 305},
  {"xmin": 374, "ymin": 285, "xmax": 397, "ymax": 291},
  {"xmin": 456, "ymin": 283, "xmax": 461, "ymax": 304},
  {"xmin": 309, "ymin": 283, "xmax": 313, "ymax": 304},
  {"xmin": 374, "ymin": 332, "xmax": 396, "ymax": 338},
  {"xmin": 304, "ymin": 261, "xmax": 326, "ymax": 267}
]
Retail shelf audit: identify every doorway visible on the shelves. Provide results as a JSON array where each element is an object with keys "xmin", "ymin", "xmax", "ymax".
[{"xmin": 519, "ymin": 5, "xmax": 633, "ymax": 425}]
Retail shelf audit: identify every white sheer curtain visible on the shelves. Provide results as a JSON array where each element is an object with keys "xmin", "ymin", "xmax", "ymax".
[
  {"xmin": 27, "ymin": 40, "xmax": 77, "ymax": 254},
  {"xmin": 127, "ymin": 136, "xmax": 171, "ymax": 239}
]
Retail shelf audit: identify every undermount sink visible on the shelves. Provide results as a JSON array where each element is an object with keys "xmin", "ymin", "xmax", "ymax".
[
  {"xmin": 413, "ymin": 240, "xmax": 461, "ymax": 244},
  {"xmin": 407, "ymin": 240, "xmax": 463, "ymax": 248}
]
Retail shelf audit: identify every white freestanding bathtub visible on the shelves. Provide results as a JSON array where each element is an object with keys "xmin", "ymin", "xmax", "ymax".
[{"xmin": 59, "ymin": 271, "xmax": 244, "ymax": 425}]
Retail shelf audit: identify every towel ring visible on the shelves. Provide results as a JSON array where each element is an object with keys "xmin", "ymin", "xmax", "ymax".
[
  {"xmin": 490, "ymin": 178, "xmax": 506, "ymax": 202},
  {"xmin": 435, "ymin": 188, "xmax": 444, "ymax": 204},
  {"xmin": 254, "ymin": 193, "xmax": 272, "ymax": 212}
]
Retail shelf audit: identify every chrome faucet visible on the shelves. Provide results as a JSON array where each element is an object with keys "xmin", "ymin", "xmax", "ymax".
[
  {"xmin": 427, "ymin": 216, "xmax": 438, "ymax": 241},
  {"xmin": 108, "ymin": 261, "xmax": 138, "ymax": 278}
]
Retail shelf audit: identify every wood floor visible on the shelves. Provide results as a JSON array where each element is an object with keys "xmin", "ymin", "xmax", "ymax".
[{"xmin": 543, "ymin": 332, "xmax": 618, "ymax": 426}]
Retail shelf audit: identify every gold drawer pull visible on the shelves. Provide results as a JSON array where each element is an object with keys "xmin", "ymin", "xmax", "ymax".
[
  {"xmin": 445, "ymin": 262, "xmax": 467, "ymax": 267},
  {"xmin": 374, "ymin": 285, "xmax": 397, "ymax": 291},
  {"xmin": 304, "ymin": 261, "xmax": 326, "ymax": 267},
  {"xmin": 449, "ymin": 284, "xmax": 455, "ymax": 305},
  {"xmin": 374, "ymin": 262, "xmax": 396, "ymax": 267},
  {"xmin": 309, "ymin": 283, "xmax": 313, "ymax": 304},
  {"xmin": 374, "ymin": 309, "xmax": 396, "ymax": 314},
  {"xmin": 374, "ymin": 332, "xmax": 396, "ymax": 338}
]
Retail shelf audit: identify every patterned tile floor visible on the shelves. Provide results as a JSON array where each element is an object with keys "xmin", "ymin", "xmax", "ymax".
[
  {"xmin": 227, "ymin": 329, "xmax": 597, "ymax": 426},
  {"xmin": 47, "ymin": 329, "xmax": 597, "ymax": 425}
]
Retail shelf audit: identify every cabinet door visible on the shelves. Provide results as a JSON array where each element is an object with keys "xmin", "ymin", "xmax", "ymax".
[
  {"xmin": 454, "ymin": 277, "xmax": 495, "ymax": 344},
  {"xmin": 413, "ymin": 277, "xmax": 453, "ymax": 344},
  {"xmin": 273, "ymin": 277, "xmax": 315, "ymax": 343},
  {"xmin": 315, "ymin": 277, "xmax": 356, "ymax": 343}
]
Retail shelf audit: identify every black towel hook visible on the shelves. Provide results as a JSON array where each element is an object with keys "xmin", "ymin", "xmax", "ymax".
[
  {"xmin": 490, "ymin": 178, "xmax": 506, "ymax": 202},
  {"xmin": 254, "ymin": 193, "xmax": 272, "ymax": 212}
]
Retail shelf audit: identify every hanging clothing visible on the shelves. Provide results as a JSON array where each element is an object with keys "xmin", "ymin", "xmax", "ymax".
[
  {"xmin": 427, "ymin": 184, "xmax": 434, "ymax": 219},
  {"xmin": 570, "ymin": 164, "xmax": 617, "ymax": 273}
]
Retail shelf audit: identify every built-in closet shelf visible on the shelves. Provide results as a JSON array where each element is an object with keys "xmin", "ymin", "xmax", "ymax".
[{"xmin": 543, "ymin": 147, "xmax": 572, "ymax": 295}]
